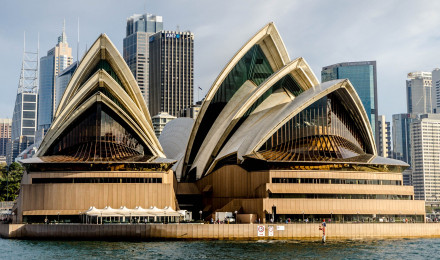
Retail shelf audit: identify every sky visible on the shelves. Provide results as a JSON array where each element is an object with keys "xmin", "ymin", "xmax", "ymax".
[{"xmin": 0, "ymin": 0, "xmax": 439, "ymax": 122}]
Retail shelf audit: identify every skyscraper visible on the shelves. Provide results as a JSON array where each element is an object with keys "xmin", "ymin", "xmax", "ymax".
[
  {"xmin": 149, "ymin": 30, "xmax": 194, "ymax": 117},
  {"xmin": 432, "ymin": 68, "xmax": 440, "ymax": 111},
  {"xmin": 38, "ymin": 22, "xmax": 73, "ymax": 132},
  {"xmin": 0, "ymin": 119, "xmax": 12, "ymax": 159},
  {"xmin": 377, "ymin": 115, "xmax": 391, "ymax": 158},
  {"xmin": 406, "ymin": 71, "xmax": 433, "ymax": 114},
  {"xmin": 123, "ymin": 13, "xmax": 163, "ymax": 107},
  {"xmin": 7, "ymin": 35, "xmax": 39, "ymax": 165},
  {"xmin": 392, "ymin": 113, "xmax": 414, "ymax": 164},
  {"xmin": 321, "ymin": 61, "xmax": 379, "ymax": 147},
  {"xmin": 410, "ymin": 114, "xmax": 440, "ymax": 205},
  {"xmin": 55, "ymin": 61, "xmax": 77, "ymax": 111}
]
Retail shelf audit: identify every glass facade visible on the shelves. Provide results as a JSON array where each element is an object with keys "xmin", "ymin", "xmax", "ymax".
[
  {"xmin": 258, "ymin": 92, "xmax": 370, "ymax": 161},
  {"xmin": 55, "ymin": 62, "xmax": 77, "ymax": 111},
  {"xmin": 269, "ymin": 193, "xmax": 413, "ymax": 200},
  {"xmin": 38, "ymin": 55, "xmax": 55, "ymax": 130},
  {"xmin": 272, "ymin": 178, "xmax": 402, "ymax": 185},
  {"xmin": 392, "ymin": 113, "xmax": 413, "ymax": 164},
  {"xmin": 46, "ymin": 103, "xmax": 150, "ymax": 161},
  {"xmin": 321, "ymin": 61, "xmax": 378, "ymax": 147},
  {"xmin": 186, "ymin": 45, "xmax": 274, "ymax": 174},
  {"xmin": 124, "ymin": 13, "xmax": 163, "ymax": 107}
]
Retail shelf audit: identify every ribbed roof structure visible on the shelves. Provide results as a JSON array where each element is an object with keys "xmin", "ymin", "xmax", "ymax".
[
  {"xmin": 163, "ymin": 23, "xmax": 397, "ymax": 181},
  {"xmin": 36, "ymin": 34, "xmax": 165, "ymax": 161}
]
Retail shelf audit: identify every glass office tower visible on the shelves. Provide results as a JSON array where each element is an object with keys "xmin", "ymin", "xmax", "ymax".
[
  {"xmin": 55, "ymin": 61, "xmax": 77, "ymax": 111},
  {"xmin": 321, "ymin": 61, "xmax": 378, "ymax": 147},
  {"xmin": 38, "ymin": 25, "xmax": 73, "ymax": 132},
  {"xmin": 123, "ymin": 13, "xmax": 163, "ymax": 108}
]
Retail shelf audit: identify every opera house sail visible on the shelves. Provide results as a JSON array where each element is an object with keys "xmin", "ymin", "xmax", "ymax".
[
  {"xmin": 163, "ymin": 23, "xmax": 425, "ymax": 223},
  {"xmin": 15, "ymin": 34, "xmax": 177, "ymax": 223},
  {"xmin": 14, "ymin": 23, "xmax": 425, "ymax": 224}
]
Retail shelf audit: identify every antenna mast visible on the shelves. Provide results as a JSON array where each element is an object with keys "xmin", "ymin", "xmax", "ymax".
[{"xmin": 17, "ymin": 32, "xmax": 39, "ymax": 94}]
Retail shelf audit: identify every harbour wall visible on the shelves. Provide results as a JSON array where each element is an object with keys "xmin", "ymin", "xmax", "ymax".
[{"xmin": 1, "ymin": 223, "xmax": 440, "ymax": 240}]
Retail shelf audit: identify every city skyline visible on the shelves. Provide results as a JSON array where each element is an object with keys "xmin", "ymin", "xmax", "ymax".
[{"xmin": 0, "ymin": 0, "xmax": 440, "ymax": 122}]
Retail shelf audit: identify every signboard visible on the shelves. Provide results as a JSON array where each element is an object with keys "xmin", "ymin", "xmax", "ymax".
[
  {"xmin": 268, "ymin": 225, "xmax": 274, "ymax": 236},
  {"xmin": 276, "ymin": 225, "xmax": 285, "ymax": 231},
  {"xmin": 257, "ymin": 225, "xmax": 265, "ymax": 236},
  {"xmin": 165, "ymin": 33, "xmax": 181, "ymax": 39}
]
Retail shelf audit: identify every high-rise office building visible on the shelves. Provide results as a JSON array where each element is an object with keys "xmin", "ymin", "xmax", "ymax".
[
  {"xmin": 55, "ymin": 61, "xmax": 77, "ymax": 111},
  {"xmin": 38, "ymin": 23, "xmax": 73, "ymax": 132},
  {"xmin": 7, "ymin": 92, "xmax": 38, "ymax": 164},
  {"xmin": 392, "ymin": 113, "xmax": 414, "ymax": 164},
  {"xmin": 123, "ymin": 13, "xmax": 163, "ymax": 107},
  {"xmin": 149, "ymin": 31, "xmax": 194, "ymax": 117},
  {"xmin": 0, "ymin": 119, "xmax": 12, "ymax": 157},
  {"xmin": 378, "ymin": 115, "xmax": 391, "ymax": 158},
  {"xmin": 411, "ymin": 114, "xmax": 440, "ymax": 205},
  {"xmin": 7, "ymin": 36, "xmax": 39, "ymax": 165},
  {"xmin": 152, "ymin": 112, "xmax": 176, "ymax": 138},
  {"xmin": 321, "ymin": 61, "xmax": 379, "ymax": 147},
  {"xmin": 406, "ymin": 71, "xmax": 433, "ymax": 114},
  {"xmin": 433, "ymin": 68, "xmax": 440, "ymax": 111}
]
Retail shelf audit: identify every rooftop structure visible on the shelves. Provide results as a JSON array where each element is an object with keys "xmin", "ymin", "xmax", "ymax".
[
  {"xmin": 152, "ymin": 112, "xmax": 176, "ymax": 138},
  {"xmin": 162, "ymin": 23, "xmax": 424, "ymax": 222},
  {"xmin": 15, "ymin": 34, "xmax": 176, "ymax": 224}
]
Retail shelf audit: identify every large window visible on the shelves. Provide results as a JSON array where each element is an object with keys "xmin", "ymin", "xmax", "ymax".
[
  {"xmin": 272, "ymin": 178, "xmax": 401, "ymax": 185},
  {"xmin": 269, "ymin": 193, "xmax": 412, "ymax": 200},
  {"xmin": 258, "ymin": 92, "xmax": 371, "ymax": 161},
  {"xmin": 32, "ymin": 177, "xmax": 162, "ymax": 184},
  {"xmin": 46, "ymin": 103, "xmax": 151, "ymax": 161}
]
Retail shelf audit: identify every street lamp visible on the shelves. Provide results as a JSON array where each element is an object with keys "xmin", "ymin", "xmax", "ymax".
[
  {"xmin": 302, "ymin": 211, "xmax": 305, "ymax": 223},
  {"xmin": 199, "ymin": 210, "xmax": 203, "ymax": 221},
  {"xmin": 57, "ymin": 212, "xmax": 60, "ymax": 223},
  {"xmin": 234, "ymin": 210, "xmax": 238, "ymax": 224}
]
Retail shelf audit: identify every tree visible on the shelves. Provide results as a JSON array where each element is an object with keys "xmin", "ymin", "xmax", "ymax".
[{"xmin": 0, "ymin": 162, "xmax": 24, "ymax": 201}]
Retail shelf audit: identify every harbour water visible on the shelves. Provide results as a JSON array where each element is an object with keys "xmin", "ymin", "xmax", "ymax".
[{"xmin": 1, "ymin": 238, "xmax": 438, "ymax": 259}]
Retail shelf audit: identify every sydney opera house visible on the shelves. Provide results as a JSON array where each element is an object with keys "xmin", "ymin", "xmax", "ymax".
[{"xmin": 15, "ymin": 23, "xmax": 425, "ymax": 224}]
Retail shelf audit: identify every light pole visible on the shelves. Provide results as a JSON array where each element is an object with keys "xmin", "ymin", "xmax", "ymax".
[
  {"xmin": 234, "ymin": 210, "xmax": 238, "ymax": 224},
  {"xmin": 57, "ymin": 212, "xmax": 60, "ymax": 223},
  {"xmin": 199, "ymin": 210, "xmax": 202, "ymax": 221},
  {"xmin": 302, "ymin": 211, "xmax": 305, "ymax": 223}
]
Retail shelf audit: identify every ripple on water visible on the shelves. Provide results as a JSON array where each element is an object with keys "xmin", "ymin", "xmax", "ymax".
[{"xmin": 0, "ymin": 238, "xmax": 438, "ymax": 259}]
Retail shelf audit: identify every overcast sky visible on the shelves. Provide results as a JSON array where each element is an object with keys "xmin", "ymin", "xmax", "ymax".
[{"xmin": 1, "ymin": 0, "xmax": 439, "ymax": 121}]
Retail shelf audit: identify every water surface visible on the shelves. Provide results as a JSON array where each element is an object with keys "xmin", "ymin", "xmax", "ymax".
[{"xmin": 1, "ymin": 238, "xmax": 436, "ymax": 259}]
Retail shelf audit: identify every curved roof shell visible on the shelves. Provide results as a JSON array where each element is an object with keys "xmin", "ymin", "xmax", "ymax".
[
  {"xmin": 36, "ymin": 34, "xmax": 164, "ymax": 160},
  {"xmin": 172, "ymin": 23, "xmax": 382, "ymax": 180},
  {"xmin": 182, "ymin": 23, "xmax": 313, "ymax": 179}
]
